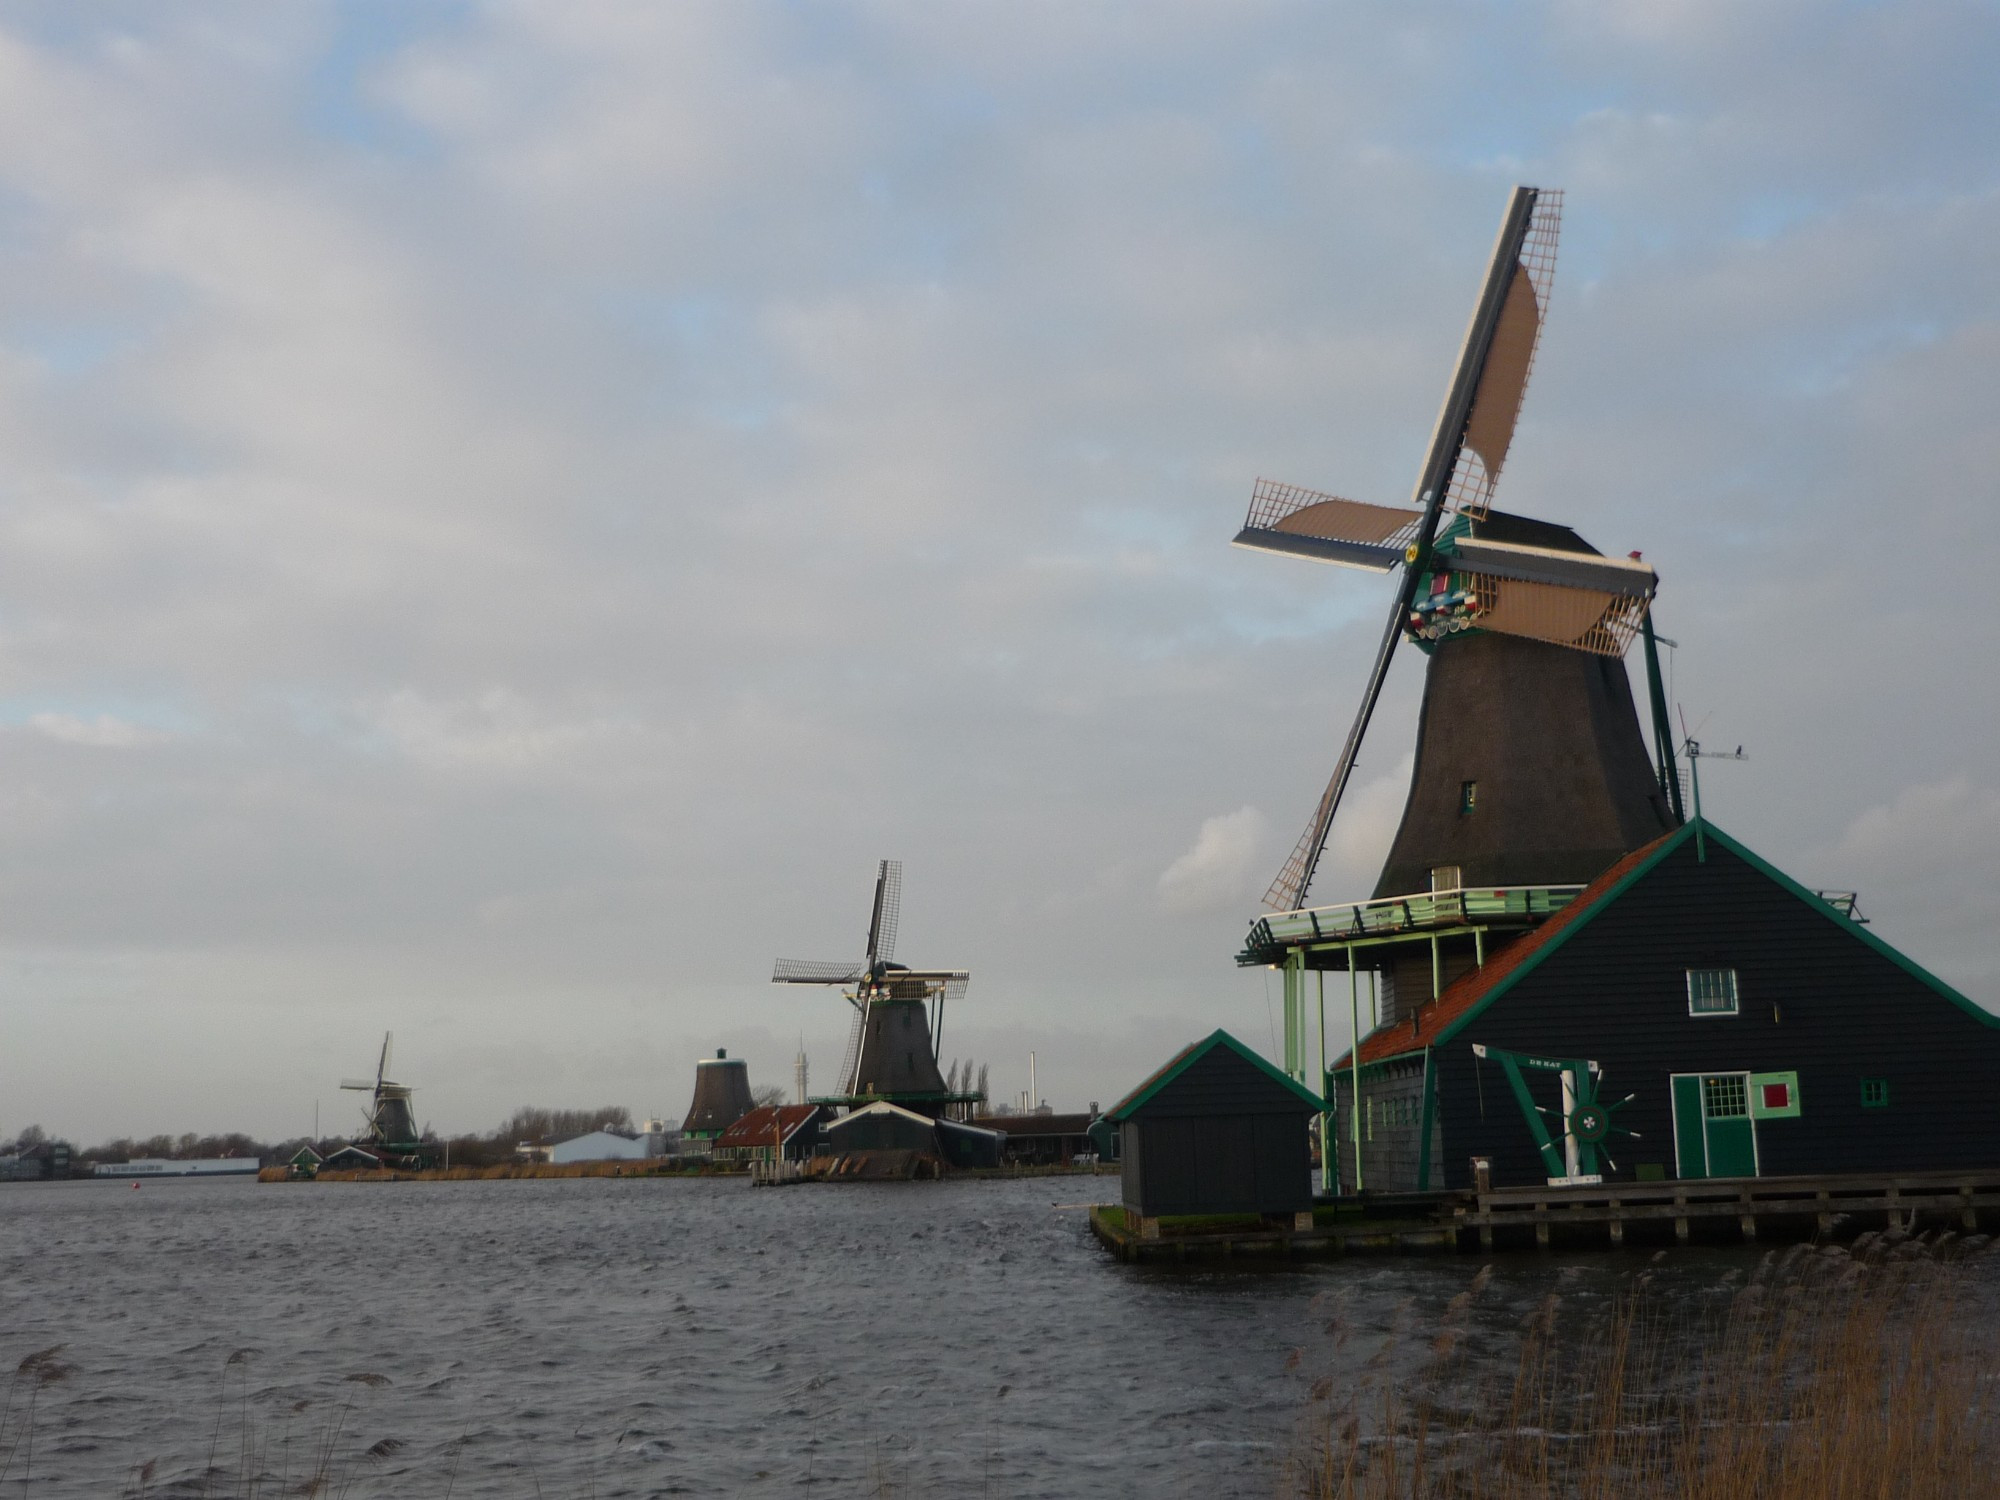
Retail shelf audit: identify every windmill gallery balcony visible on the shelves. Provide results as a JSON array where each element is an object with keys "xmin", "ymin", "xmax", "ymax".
[{"xmin": 1238, "ymin": 884, "xmax": 1583, "ymax": 970}]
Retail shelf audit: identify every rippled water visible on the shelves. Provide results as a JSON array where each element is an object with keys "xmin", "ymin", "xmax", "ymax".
[{"xmin": 0, "ymin": 1174, "xmax": 1962, "ymax": 1498}]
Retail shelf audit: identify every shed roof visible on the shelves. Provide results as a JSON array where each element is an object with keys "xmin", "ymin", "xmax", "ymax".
[
  {"xmin": 1105, "ymin": 1029, "xmax": 1324, "ymax": 1122},
  {"xmin": 1333, "ymin": 818, "xmax": 1998, "ymax": 1071},
  {"xmin": 969, "ymin": 1112, "xmax": 1097, "ymax": 1137},
  {"xmin": 826, "ymin": 1100, "xmax": 934, "ymax": 1129},
  {"xmin": 713, "ymin": 1104, "xmax": 821, "ymax": 1150}
]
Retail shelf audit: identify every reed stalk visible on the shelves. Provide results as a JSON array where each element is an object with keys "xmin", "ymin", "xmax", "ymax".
[{"xmin": 1284, "ymin": 1231, "xmax": 1997, "ymax": 1500}]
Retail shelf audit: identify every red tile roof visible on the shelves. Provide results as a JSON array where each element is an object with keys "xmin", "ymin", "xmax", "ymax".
[
  {"xmin": 1334, "ymin": 830, "xmax": 1681, "ymax": 1069},
  {"xmin": 713, "ymin": 1104, "xmax": 820, "ymax": 1150}
]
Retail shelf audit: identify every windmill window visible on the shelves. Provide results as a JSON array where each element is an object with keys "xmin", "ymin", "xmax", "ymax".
[
  {"xmin": 1861, "ymin": 1078, "xmax": 1890, "ymax": 1110},
  {"xmin": 1687, "ymin": 968, "xmax": 1740, "ymax": 1016},
  {"xmin": 1459, "ymin": 781, "xmax": 1478, "ymax": 816},
  {"xmin": 1431, "ymin": 865, "xmax": 1462, "ymax": 893}
]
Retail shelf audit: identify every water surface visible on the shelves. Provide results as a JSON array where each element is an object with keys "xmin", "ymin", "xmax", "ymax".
[{"xmin": 0, "ymin": 1174, "xmax": 1894, "ymax": 1497}]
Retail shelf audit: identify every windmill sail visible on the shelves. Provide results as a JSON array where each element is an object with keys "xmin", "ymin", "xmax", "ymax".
[
  {"xmin": 1261, "ymin": 187, "xmax": 1561, "ymax": 913},
  {"xmin": 1232, "ymin": 480, "xmax": 1421, "ymax": 572},
  {"xmin": 1435, "ymin": 191, "xmax": 1562, "ymax": 520},
  {"xmin": 1438, "ymin": 536, "xmax": 1655, "ymax": 657},
  {"xmin": 773, "ymin": 958, "xmax": 868, "ymax": 984},
  {"xmin": 866, "ymin": 859, "xmax": 901, "ymax": 969}
]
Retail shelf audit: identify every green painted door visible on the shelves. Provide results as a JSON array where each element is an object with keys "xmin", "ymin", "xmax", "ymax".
[
  {"xmin": 1672, "ymin": 1075, "xmax": 1706, "ymax": 1177},
  {"xmin": 1700, "ymin": 1073, "xmax": 1757, "ymax": 1178}
]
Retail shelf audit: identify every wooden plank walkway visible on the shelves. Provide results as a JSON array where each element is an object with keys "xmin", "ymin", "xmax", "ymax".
[
  {"xmin": 1090, "ymin": 1206, "xmax": 1457, "ymax": 1263},
  {"xmin": 1462, "ymin": 1168, "xmax": 2000, "ymax": 1251},
  {"xmin": 1089, "ymin": 1170, "xmax": 2000, "ymax": 1262}
]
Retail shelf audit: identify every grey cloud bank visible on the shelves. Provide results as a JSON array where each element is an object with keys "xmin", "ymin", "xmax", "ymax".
[{"xmin": 0, "ymin": 2, "xmax": 1995, "ymax": 1142}]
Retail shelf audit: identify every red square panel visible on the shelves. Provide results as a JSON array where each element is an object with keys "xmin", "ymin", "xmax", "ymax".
[{"xmin": 1762, "ymin": 1082, "xmax": 1790, "ymax": 1110}]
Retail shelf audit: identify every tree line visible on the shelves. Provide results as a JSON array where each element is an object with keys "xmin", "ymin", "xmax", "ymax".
[{"xmin": 6, "ymin": 1105, "xmax": 654, "ymax": 1169}]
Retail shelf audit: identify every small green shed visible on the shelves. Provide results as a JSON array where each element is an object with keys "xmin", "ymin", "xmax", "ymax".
[{"xmin": 1105, "ymin": 1030, "xmax": 1323, "ymax": 1224}]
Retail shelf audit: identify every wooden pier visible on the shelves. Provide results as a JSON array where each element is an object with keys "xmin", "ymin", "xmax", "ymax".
[
  {"xmin": 1462, "ymin": 1169, "xmax": 2000, "ymax": 1251},
  {"xmin": 1091, "ymin": 1202, "xmax": 1459, "ymax": 1263},
  {"xmin": 1091, "ymin": 1169, "xmax": 2000, "ymax": 1263}
]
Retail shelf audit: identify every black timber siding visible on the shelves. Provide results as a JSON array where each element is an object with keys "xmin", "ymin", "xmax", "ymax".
[
  {"xmin": 1331, "ymin": 1059, "xmax": 1445, "ymax": 1194},
  {"xmin": 1117, "ymin": 1045, "xmax": 1314, "ymax": 1216},
  {"xmin": 1429, "ymin": 837, "xmax": 2000, "ymax": 1190},
  {"xmin": 825, "ymin": 1110, "xmax": 936, "ymax": 1155}
]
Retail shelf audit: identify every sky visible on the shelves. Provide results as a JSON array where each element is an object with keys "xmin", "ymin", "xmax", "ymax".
[{"xmin": 1, "ymin": 1, "xmax": 1996, "ymax": 1145}]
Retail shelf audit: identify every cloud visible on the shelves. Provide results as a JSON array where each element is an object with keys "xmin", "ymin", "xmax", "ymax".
[
  {"xmin": 1158, "ymin": 805, "xmax": 1268, "ymax": 913},
  {"xmin": 1817, "ymin": 778, "xmax": 2000, "ymax": 998},
  {"xmin": 364, "ymin": 688, "xmax": 631, "ymax": 773},
  {"xmin": 0, "ymin": 5, "xmax": 1996, "ymax": 1137},
  {"xmin": 25, "ymin": 712, "xmax": 166, "ymax": 749},
  {"xmin": 1830, "ymin": 776, "xmax": 2000, "ymax": 879}
]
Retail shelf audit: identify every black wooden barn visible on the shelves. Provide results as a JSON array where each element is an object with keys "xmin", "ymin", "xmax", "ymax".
[
  {"xmin": 1330, "ymin": 818, "xmax": 2000, "ymax": 1193},
  {"xmin": 1106, "ymin": 1030, "xmax": 1323, "ymax": 1221},
  {"xmin": 820, "ymin": 1100, "xmax": 1005, "ymax": 1169}
]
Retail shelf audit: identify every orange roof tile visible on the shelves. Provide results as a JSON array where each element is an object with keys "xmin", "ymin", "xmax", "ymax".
[
  {"xmin": 1334, "ymin": 829, "xmax": 1682, "ymax": 1070},
  {"xmin": 713, "ymin": 1104, "xmax": 821, "ymax": 1149}
]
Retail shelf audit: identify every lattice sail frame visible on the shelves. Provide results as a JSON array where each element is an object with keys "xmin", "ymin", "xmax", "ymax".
[
  {"xmin": 1444, "ymin": 189, "xmax": 1562, "ymax": 520},
  {"xmin": 1463, "ymin": 572, "xmax": 1647, "ymax": 657},
  {"xmin": 1239, "ymin": 190, "xmax": 1565, "ymax": 549}
]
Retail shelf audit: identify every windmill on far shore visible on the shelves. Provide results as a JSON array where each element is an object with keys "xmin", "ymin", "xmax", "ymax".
[
  {"xmin": 772, "ymin": 860, "xmax": 985, "ymax": 1118},
  {"xmin": 339, "ymin": 1031, "xmax": 434, "ymax": 1166}
]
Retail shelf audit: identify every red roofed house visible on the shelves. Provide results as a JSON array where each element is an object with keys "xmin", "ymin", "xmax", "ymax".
[
  {"xmin": 712, "ymin": 1104, "xmax": 825, "ymax": 1166},
  {"xmin": 1320, "ymin": 818, "xmax": 2000, "ymax": 1193}
]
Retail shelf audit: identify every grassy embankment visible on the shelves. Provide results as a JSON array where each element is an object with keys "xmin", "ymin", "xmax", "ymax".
[{"xmin": 1282, "ymin": 1227, "xmax": 1997, "ymax": 1499}]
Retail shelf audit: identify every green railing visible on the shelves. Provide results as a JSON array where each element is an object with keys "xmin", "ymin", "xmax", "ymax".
[{"xmin": 1238, "ymin": 884, "xmax": 1583, "ymax": 965}]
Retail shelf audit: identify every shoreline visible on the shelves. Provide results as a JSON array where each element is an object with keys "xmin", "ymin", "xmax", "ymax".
[{"xmin": 260, "ymin": 1159, "xmax": 1122, "ymax": 1184}]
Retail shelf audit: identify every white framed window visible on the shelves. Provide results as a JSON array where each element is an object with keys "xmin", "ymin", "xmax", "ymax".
[
  {"xmin": 1701, "ymin": 1073, "xmax": 1748, "ymax": 1117},
  {"xmin": 1687, "ymin": 967, "xmax": 1740, "ymax": 1016}
]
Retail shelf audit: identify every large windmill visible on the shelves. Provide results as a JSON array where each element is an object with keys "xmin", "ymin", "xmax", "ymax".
[
  {"xmin": 339, "ymin": 1031, "xmax": 432, "ymax": 1165},
  {"xmin": 1235, "ymin": 187, "xmax": 1688, "ymax": 1119},
  {"xmin": 1236, "ymin": 185, "xmax": 1682, "ymax": 919},
  {"xmin": 772, "ymin": 860, "xmax": 982, "ymax": 1117}
]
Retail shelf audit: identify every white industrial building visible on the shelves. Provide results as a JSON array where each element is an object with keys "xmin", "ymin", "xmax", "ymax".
[{"xmin": 548, "ymin": 1122, "xmax": 673, "ymax": 1164}]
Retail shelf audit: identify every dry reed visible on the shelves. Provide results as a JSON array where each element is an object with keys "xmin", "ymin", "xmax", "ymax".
[{"xmin": 1284, "ymin": 1230, "xmax": 1998, "ymax": 1499}]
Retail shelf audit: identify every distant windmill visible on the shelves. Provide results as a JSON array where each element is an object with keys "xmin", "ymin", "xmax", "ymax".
[
  {"xmin": 339, "ymin": 1031, "xmax": 425, "ymax": 1158},
  {"xmin": 772, "ymin": 861, "xmax": 981, "ymax": 1116}
]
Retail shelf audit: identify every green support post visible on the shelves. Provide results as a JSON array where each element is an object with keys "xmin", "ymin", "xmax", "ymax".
[
  {"xmin": 1282, "ymin": 948, "xmax": 1304, "ymax": 1081},
  {"xmin": 1350, "ymin": 954, "xmax": 1364, "ymax": 1193},
  {"xmin": 1415, "ymin": 1047, "xmax": 1436, "ymax": 1191},
  {"xmin": 1316, "ymin": 968, "xmax": 1329, "ymax": 1187},
  {"xmin": 1642, "ymin": 609, "xmax": 1685, "ymax": 824}
]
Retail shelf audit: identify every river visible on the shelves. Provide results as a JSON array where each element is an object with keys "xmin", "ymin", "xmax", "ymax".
[{"xmin": 0, "ymin": 1173, "xmax": 1955, "ymax": 1498}]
